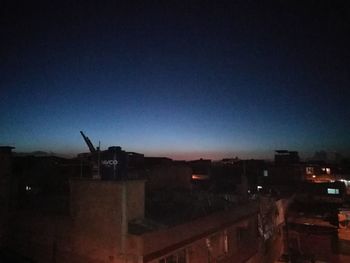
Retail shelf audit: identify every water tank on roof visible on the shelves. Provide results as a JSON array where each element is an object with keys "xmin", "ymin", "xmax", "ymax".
[{"xmin": 100, "ymin": 146, "xmax": 128, "ymax": 180}]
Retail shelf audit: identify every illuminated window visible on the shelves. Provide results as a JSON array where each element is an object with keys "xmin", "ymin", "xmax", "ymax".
[
  {"xmin": 327, "ymin": 188, "xmax": 339, "ymax": 195},
  {"xmin": 263, "ymin": 170, "xmax": 268, "ymax": 177}
]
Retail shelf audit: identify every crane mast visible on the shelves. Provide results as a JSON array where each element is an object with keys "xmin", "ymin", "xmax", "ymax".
[
  {"xmin": 80, "ymin": 131, "xmax": 96, "ymax": 153},
  {"xmin": 80, "ymin": 131, "xmax": 100, "ymax": 179}
]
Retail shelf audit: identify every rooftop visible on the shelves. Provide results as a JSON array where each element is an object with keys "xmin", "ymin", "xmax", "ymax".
[{"xmin": 130, "ymin": 189, "xmax": 255, "ymax": 234}]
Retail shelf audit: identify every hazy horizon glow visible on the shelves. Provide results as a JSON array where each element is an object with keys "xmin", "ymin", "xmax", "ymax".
[{"xmin": 1, "ymin": 2, "xmax": 349, "ymax": 159}]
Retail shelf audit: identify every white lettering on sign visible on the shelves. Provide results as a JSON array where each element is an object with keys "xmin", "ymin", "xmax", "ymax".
[{"xmin": 101, "ymin": 160, "xmax": 119, "ymax": 167}]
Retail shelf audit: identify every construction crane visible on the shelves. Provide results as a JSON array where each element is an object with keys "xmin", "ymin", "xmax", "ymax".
[
  {"xmin": 80, "ymin": 131, "xmax": 96, "ymax": 153},
  {"xmin": 79, "ymin": 131, "xmax": 101, "ymax": 179}
]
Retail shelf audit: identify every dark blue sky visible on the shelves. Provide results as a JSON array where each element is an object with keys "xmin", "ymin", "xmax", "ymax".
[{"xmin": 1, "ymin": 1, "xmax": 350, "ymax": 159}]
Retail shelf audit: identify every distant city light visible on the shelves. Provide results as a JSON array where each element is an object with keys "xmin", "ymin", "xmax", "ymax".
[
  {"xmin": 339, "ymin": 179, "xmax": 350, "ymax": 186},
  {"xmin": 327, "ymin": 188, "xmax": 339, "ymax": 195},
  {"xmin": 192, "ymin": 174, "xmax": 209, "ymax": 180},
  {"xmin": 25, "ymin": 185, "xmax": 31, "ymax": 191},
  {"xmin": 312, "ymin": 175, "xmax": 316, "ymax": 178}
]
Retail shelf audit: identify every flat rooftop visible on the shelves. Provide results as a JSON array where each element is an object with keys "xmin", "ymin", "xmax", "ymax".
[{"xmin": 129, "ymin": 189, "xmax": 256, "ymax": 234}]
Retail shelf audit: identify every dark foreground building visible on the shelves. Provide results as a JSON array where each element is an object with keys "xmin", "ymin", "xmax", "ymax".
[
  {"xmin": 1, "ymin": 146, "xmax": 282, "ymax": 263},
  {"xmin": 2, "ymin": 146, "xmax": 350, "ymax": 262},
  {"xmin": 4, "ymin": 179, "xmax": 261, "ymax": 263}
]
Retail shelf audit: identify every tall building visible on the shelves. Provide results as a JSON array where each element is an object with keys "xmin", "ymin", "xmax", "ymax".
[{"xmin": 0, "ymin": 146, "xmax": 14, "ymax": 246}]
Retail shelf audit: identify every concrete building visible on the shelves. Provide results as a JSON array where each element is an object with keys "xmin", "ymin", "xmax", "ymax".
[
  {"xmin": 0, "ymin": 146, "xmax": 15, "ymax": 247},
  {"xmin": 274, "ymin": 151, "xmax": 300, "ymax": 165},
  {"xmin": 2, "ymin": 148, "xmax": 316, "ymax": 263},
  {"xmin": 285, "ymin": 182, "xmax": 350, "ymax": 262},
  {"xmin": 4, "ymin": 178, "xmax": 262, "ymax": 263}
]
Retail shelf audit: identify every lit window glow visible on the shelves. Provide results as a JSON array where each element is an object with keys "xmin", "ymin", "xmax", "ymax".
[
  {"xmin": 327, "ymin": 188, "xmax": 339, "ymax": 195},
  {"xmin": 192, "ymin": 174, "xmax": 209, "ymax": 180}
]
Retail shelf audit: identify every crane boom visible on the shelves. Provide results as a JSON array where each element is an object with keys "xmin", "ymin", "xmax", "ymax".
[{"xmin": 80, "ymin": 131, "xmax": 96, "ymax": 153}]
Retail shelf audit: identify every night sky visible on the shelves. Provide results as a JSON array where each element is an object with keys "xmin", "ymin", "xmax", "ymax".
[{"xmin": 1, "ymin": 1, "xmax": 350, "ymax": 159}]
